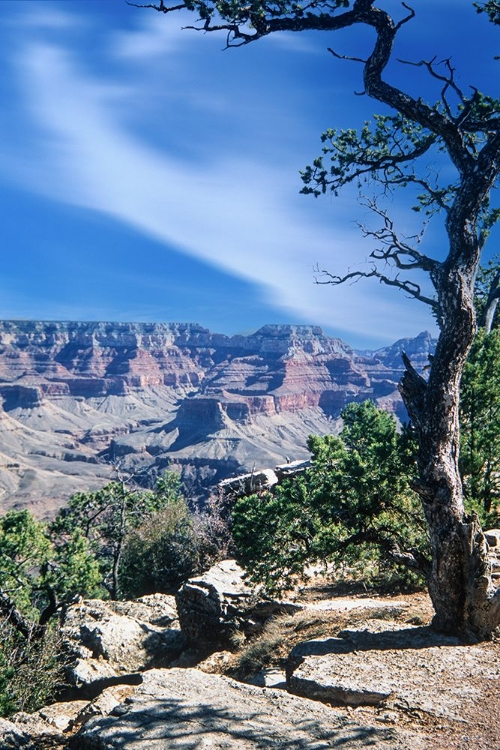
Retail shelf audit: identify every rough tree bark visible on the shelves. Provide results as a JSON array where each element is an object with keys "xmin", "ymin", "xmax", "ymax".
[{"xmin": 140, "ymin": 0, "xmax": 500, "ymax": 638}]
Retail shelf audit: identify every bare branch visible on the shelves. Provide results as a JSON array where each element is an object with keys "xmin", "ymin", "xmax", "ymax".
[
  {"xmin": 313, "ymin": 264, "xmax": 438, "ymax": 308},
  {"xmin": 397, "ymin": 56, "xmax": 467, "ymax": 119},
  {"xmin": 327, "ymin": 47, "xmax": 367, "ymax": 65},
  {"xmin": 127, "ymin": 1, "xmax": 185, "ymax": 12},
  {"xmin": 394, "ymin": 3, "xmax": 416, "ymax": 32},
  {"xmin": 386, "ymin": 547, "xmax": 430, "ymax": 576},
  {"xmin": 357, "ymin": 197, "xmax": 442, "ymax": 274},
  {"xmin": 479, "ymin": 268, "xmax": 500, "ymax": 332},
  {"xmin": 0, "ymin": 587, "xmax": 43, "ymax": 641}
]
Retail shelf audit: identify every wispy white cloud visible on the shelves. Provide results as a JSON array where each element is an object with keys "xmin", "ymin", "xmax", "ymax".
[
  {"xmin": 111, "ymin": 13, "xmax": 194, "ymax": 60},
  {"xmin": 0, "ymin": 7, "xmax": 437, "ymax": 346},
  {"xmin": 8, "ymin": 6, "xmax": 86, "ymax": 32}
]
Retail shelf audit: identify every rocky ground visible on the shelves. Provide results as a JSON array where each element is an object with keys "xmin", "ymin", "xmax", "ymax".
[
  {"xmin": 285, "ymin": 585, "xmax": 500, "ymax": 750},
  {"xmin": 1, "ymin": 563, "xmax": 498, "ymax": 749}
]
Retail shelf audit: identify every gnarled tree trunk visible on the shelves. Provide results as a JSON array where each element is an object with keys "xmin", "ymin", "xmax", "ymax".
[{"xmin": 400, "ymin": 242, "xmax": 500, "ymax": 638}]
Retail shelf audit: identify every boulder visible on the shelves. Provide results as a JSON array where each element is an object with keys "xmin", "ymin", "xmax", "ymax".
[
  {"xmin": 0, "ymin": 717, "xmax": 36, "ymax": 749},
  {"xmin": 61, "ymin": 594, "xmax": 184, "ymax": 694},
  {"xmin": 70, "ymin": 667, "xmax": 423, "ymax": 749},
  {"xmin": 73, "ymin": 684, "xmax": 139, "ymax": 728},
  {"xmin": 175, "ymin": 559, "xmax": 301, "ymax": 648},
  {"xmin": 287, "ymin": 620, "xmax": 497, "ymax": 720},
  {"xmin": 8, "ymin": 712, "xmax": 67, "ymax": 747},
  {"xmin": 485, "ymin": 528, "xmax": 500, "ymax": 548},
  {"xmin": 105, "ymin": 594, "xmax": 178, "ymax": 626},
  {"xmin": 37, "ymin": 700, "xmax": 89, "ymax": 732},
  {"xmin": 64, "ymin": 657, "xmax": 142, "ymax": 699},
  {"xmin": 8, "ymin": 687, "xmax": 140, "ymax": 746}
]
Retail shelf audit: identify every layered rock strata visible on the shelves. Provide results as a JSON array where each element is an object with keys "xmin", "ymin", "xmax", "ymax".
[{"xmin": 0, "ymin": 321, "xmax": 435, "ymax": 513}]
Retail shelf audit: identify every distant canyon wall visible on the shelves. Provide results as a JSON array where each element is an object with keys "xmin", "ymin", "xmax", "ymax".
[{"xmin": 0, "ymin": 321, "xmax": 435, "ymax": 516}]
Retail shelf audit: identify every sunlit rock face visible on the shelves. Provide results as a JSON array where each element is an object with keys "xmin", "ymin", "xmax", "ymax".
[{"xmin": 0, "ymin": 321, "xmax": 435, "ymax": 515}]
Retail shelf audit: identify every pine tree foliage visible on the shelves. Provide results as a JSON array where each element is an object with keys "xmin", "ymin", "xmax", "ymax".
[
  {"xmin": 50, "ymin": 475, "xmax": 183, "ymax": 600},
  {"xmin": 232, "ymin": 402, "xmax": 428, "ymax": 594},
  {"xmin": 0, "ymin": 510, "xmax": 100, "ymax": 716},
  {"xmin": 460, "ymin": 327, "xmax": 500, "ymax": 525},
  {"xmin": 0, "ymin": 510, "xmax": 101, "ymax": 620}
]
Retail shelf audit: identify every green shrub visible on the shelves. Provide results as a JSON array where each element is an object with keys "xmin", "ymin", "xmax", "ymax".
[
  {"xmin": 460, "ymin": 327, "xmax": 500, "ymax": 526},
  {"xmin": 0, "ymin": 619, "xmax": 65, "ymax": 716},
  {"xmin": 117, "ymin": 499, "xmax": 228, "ymax": 597},
  {"xmin": 118, "ymin": 498, "xmax": 202, "ymax": 596},
  {"xmin": 232, "ymin": 401, "xmax": 428, "ymax": 595}
]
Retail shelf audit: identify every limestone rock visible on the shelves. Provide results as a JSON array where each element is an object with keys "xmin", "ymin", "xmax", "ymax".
[
  {"xmin": 74, "ymin": 684, "xmax": 138, "ymax": 727},
  {"xmin": 196, "ymin": 650, "xmax": 235, "ymax": 673},
  {"xmin": 62, "ymin": 595, "xmax": 184, "ymax": 694},
  {"xmin": 37, "ymin": 700, "xmax": 89, "ymax": 732},
  {"xmin": 0, "ymin": 717, "xmax": 36, "ymax": 749},
  {"xmin": 245, "ymin": 668, "xmax": 287, "ymax": 689},
  {"xmin": 65, "ymin": 656, "xmax": 125, "ymax": 695},
  {"xmin": 287, "ymin": 620, "xmax": 499, "ymax": 720},
  {"xmin": 485, "ymin": 528, "xmax": 500, "ymax": 548},
  {"xmin": 106, "ymin": 594, "xmax": 178, "ymax": 627},
  {"xmin": 175, "ymin": 559, "xmax": 301, "ymax": 647},
  {"xmin": 486, "ymin": 529, "xmax": 500, "ymax": 586},
  {"xmin": 70, "ymin": 667, "xmax": 423, "ymax": 749},
  {"xmin": 9, "ymin": 711, "xmax": 66, "ymax": 746}
]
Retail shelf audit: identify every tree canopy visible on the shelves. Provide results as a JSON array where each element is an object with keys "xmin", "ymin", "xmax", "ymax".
[
  {"xmin": 460, "ymin": 326, "xmax": 500, "ymax": 524},
  {"xmin": 50, "ymin": 474, "xmax": 183, "ymax": 600}
]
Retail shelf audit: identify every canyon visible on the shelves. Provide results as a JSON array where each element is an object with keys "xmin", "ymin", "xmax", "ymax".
[{"xmin": 0, "ymin": 320, "xmax": 435, "ymax": 516}]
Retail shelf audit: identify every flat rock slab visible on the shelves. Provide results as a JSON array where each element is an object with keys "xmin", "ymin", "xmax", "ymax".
[
  {"xmin": 38, "ymin": 699, "xmax": 89, "ymax": 731},
  {"xmin": 71, "ymin": 667, "xmax": 423, "ymax": 749},
  {"xmin": 288, "ymin": 621, "xmax": 500, "ymax": 719}
]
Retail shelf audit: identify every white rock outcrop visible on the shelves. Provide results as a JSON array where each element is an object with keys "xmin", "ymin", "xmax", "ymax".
[
  {"xmin": 61, "ymin": 594, "xmax": 184, "ymax": 694},
  {"xmin": 287, "ymin": 620, "xmax": 499, "ymax": 720}
]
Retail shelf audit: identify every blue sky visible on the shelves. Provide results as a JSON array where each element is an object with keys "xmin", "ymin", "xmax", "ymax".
[{"xmin": 0, "ymin": 1, "xmax": 498, "ymax": 348}]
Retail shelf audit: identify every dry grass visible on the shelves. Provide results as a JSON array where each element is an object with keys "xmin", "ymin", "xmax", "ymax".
[{"xmin": 228, "ymin": 585, "xmax": 433, "ymax": 680}]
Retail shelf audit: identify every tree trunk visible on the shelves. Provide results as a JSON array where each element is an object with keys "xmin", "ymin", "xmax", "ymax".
[
  {"xmin": 400, "ymin": 263, "xmax": 500, "ymax": 639},
  {"xmin": 0, "ymin": 587, "xmax": 45, "ymax": 641}
]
